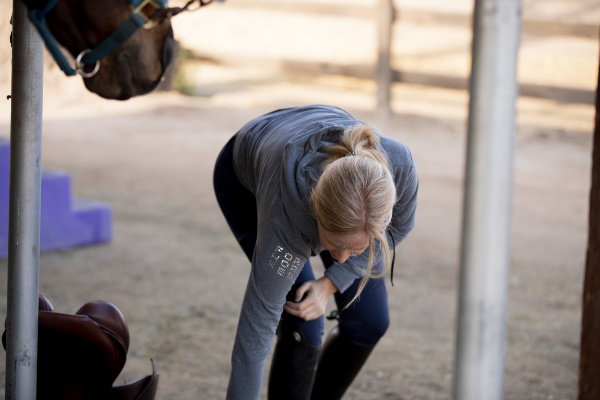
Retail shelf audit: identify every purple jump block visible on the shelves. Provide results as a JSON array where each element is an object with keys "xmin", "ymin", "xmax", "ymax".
[{"xmin": 0, "ymin": 137, "xmax": 112, "ymax": 257}]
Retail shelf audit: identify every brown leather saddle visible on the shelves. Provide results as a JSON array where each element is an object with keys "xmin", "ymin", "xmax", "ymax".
[{"xmin": 3, "ymin": 295, "xmax": 159, "ymax": 400}]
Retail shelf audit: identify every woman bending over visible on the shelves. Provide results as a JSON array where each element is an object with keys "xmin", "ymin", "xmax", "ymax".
[{"xmin": 213, "ymin": 104, "xmax": 418, "ymax": 400}]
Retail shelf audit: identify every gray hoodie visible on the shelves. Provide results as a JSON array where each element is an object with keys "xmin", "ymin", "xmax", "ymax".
[{"xmin": 226, "ymin": 105, "xmax": 418, "ymax": 400}]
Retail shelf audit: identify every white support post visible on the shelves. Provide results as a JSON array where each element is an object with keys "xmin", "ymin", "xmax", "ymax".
[
  {"xmin": 453, "ymin": 0, "xmax": 521, "ymax": 399},
  {"xmin": 5, "ymin": 1, "xmax": 44, "ymax": 399}
]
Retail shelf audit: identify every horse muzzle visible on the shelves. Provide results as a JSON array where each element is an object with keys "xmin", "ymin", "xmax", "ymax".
[{"xmin": 83, "ymin": 24, "xmax": 175, "ymax": 101}]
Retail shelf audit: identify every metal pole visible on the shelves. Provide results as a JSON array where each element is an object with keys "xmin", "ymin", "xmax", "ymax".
[
  {"xmin": 453, "ymin": 0, "xmax": 521, "ymax": 399},
  {"xmin": 5, "ymin": 1, "xmax": 44, "ymax": 399}
]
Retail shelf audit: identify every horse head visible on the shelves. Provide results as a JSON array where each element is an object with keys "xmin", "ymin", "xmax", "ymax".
[{"xmin": 21, "ymin": 0, "xmax": 200, "ymax": 100}]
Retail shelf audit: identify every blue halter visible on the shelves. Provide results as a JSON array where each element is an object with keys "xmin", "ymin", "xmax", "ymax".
[{"xmin": 28, "ymin": 0, "xmax": 170, "ymax": 78}]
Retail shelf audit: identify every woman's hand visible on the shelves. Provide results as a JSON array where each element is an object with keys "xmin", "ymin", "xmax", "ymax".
[{"xmin": 283, "ymin": 276, "xmax": 338, "ymax": 321}]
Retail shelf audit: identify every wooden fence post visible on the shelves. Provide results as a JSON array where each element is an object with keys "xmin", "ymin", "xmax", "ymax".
[{"xmin": 376, "ymin": 0, "xmax": 394, "ymax": 114}]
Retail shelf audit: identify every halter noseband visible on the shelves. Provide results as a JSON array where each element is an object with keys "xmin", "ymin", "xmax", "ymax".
[{"xmin": 27, "ymin": 0, "xmax": 215, "ymax": 78}]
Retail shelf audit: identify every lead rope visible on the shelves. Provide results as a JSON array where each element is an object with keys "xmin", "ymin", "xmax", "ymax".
[{"xmin": 159, "ymin": 0, "xmax": 220, "ymax": 19}]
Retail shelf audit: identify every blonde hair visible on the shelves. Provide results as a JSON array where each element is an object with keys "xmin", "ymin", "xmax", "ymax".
[{"xmin": 311, "ymin": 124, "xmax": 396, "ymax": 306}]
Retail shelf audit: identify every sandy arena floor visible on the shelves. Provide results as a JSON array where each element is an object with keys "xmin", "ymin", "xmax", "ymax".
[{"xmin": 0, "ymin": 0, "xmax": 598, "ymax": 399}]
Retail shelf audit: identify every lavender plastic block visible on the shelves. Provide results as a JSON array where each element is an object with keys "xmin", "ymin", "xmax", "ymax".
[{"xmin": 0, "ymin": 138, "xmax": 113, "ymax": 257}]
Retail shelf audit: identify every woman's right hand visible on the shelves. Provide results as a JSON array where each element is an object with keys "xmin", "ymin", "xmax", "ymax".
[{"xmin": 283, "ymin": 276, "xmax": 338, "ymax": 321}]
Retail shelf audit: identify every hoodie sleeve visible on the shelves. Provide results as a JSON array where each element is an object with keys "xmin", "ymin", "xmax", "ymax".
[
  {"xmin": 324, "ymin": 252, "xmax": 369, "ymax": 293},
  {"xmin": 226, "ymin": 223, "xmax": 308, "ymax": 400},
  {"xmin": 389, "ymin": 160, "xmax": 419, "ymax": 244}
]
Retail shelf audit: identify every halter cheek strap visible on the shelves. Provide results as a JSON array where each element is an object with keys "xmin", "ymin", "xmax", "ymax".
[
  {"xmin": 27, "ymin": 0, "xmax": 77, "ymax": 76},
  {"xmin": 27, "ymin": 0, "xmax": 169, "ymax": 78}
]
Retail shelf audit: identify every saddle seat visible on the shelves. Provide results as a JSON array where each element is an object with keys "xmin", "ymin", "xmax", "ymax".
[{"xmin": 3, "ymin": 295, "xmax": 158, "ymax": 400}]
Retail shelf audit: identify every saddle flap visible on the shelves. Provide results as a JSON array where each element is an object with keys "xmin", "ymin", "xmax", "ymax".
[{"xmin": 109, "ymin": 359, "xmax": 160, "ymax": 400}]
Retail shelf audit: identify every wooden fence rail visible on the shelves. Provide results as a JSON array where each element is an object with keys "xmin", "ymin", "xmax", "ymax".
[
  {"xmin": 224, "ymin": 0, "xmax": 599, "ymax": 39},
  {"xmin": 192, "ymin": 0, "xmax": 598, "ymax": 107}
]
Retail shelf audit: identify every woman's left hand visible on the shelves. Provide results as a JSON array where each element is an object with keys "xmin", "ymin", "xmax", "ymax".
[{"xmin": 283, "ymin": 276, "xmax": 338, "ymax": 321}]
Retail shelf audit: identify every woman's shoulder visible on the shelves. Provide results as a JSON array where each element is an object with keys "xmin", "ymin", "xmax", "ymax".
[{"xmin": 377, "ymin": 133, "xmax": 415, "ymax": 167}]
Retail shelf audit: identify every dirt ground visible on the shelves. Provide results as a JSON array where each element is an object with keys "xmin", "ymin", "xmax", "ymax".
[{"xmin": 0, "ymin": 1, "xmax": 598, "ymax": 399}]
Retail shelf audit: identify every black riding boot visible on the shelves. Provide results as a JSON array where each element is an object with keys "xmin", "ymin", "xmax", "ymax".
[
  {"xmin": 310, "ymin": 325, "xmax": 376, "ymax": 400},
  {"xmin": 268, "ymin": 317, "xmax": 321, "ymax": 400}
]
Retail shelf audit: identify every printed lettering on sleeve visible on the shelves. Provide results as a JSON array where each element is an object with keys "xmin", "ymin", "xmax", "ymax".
[{"xmin": 268, "ymin": 245, "xmax": 302, "ymax": 282}]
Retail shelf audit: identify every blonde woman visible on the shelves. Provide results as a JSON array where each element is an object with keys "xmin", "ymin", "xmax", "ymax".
[{"xmin": 213, "ymin": 105, "xmax": 418, "ymax": 400}]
